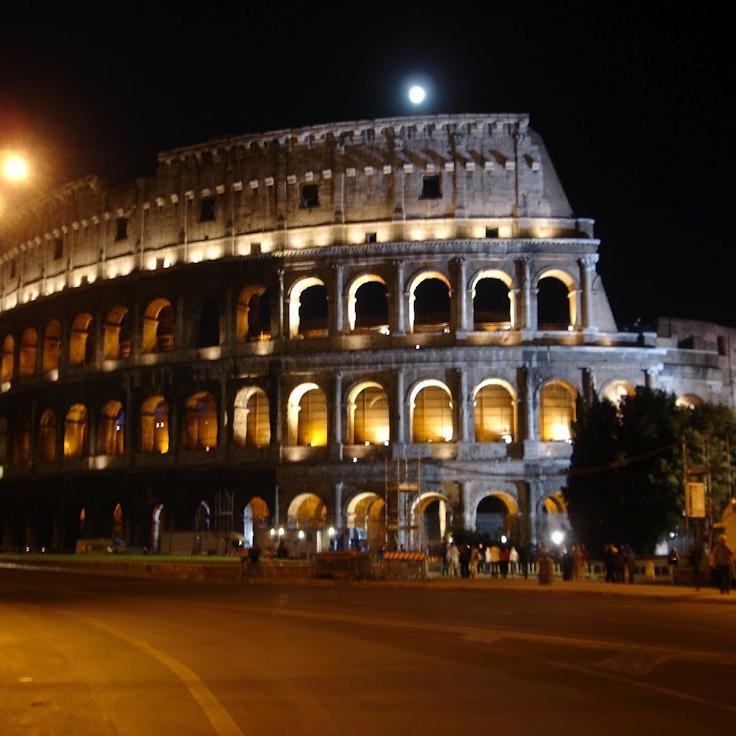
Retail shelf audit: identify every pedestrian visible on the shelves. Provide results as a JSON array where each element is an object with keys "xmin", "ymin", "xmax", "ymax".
[
  {"xmin": 622, "ymin": 544, "xmax": 636, "ymax": 584},
  {"xmin": 441, "ymin": 539, "xmax": 449, "ymax": 577},
  {"xmin": 509, "ymin": 545, "xmax": 519, "ymax": 576},
  {"xmin": 499, "ymin": 545, "xmax": 510, "ymax": 578},
  {"xmin": 447, "ymin": 542, "xmax": 460, "ymax": 578},
  {"xmin": 667, "ymin": 548, "xmax": 679, "ymax": 584},
  {"xmin": 561, "ymin": 547, "xmax": 573, "ymax": 581},
  {"xmin": 470, "ymin": 546, "xmax": 481, "ymax": 578},
  {"xmin": 711, "ymin": 535, "xmax": 734, "ymax": 595},
  {"xmin": 536, "ymin": 546, "xmax": 554, "ymax": 585},
  {"xmin": 571, "ymin": 545, "xmax": 583, "ymax": 581},
  {"xmin": 489, "ymin": 543, "xmax": 501, "ymax": 577},
  {"xmin": 690, "ymin": 543, "xmax": 705, "ymax": 591},
  {"xmin": 484, "ymin": 544, "xmax": 492, "ymax": 575},
  {"xmin": 519, "ymin": 545, "xmax": 530, "ymax": 579},
  {"xmin": 603, "ymin": 544, "xmax": 616, "ymax": 583},
  {"xmin": 460, "ymin": 544, "xmax": 471, "ymax": 578}
]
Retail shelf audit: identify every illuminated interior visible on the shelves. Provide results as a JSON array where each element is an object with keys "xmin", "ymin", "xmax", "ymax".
[
  {"xmin": 289, "ymin": 277, "xmax": 327, "ymax": 338},
  {"xmin": 142, "ymin": 298, "xmax": 174, "ymax": 353},
  {"xmin": 411, "ymin": 492, "xmax": 449, "ymax": 549},
  {"xmin": 139, "ymin": 395, "xmax": 169, "ymax": 454},
  {"xmin": 475, "ymin": 492, "xmax": 519, "ymax": 538},
  {"xmin": 19, "ymin": 327, "xmax": 38, "ymax": 376},
  {"xmin": 601, "ymin": 379, "xmax": 635, "ymax": 406},
  {"xmin": 540, "ymin": 380, "xmax": 577, "ymax": 441},
  {"xmin": 537, "ymin": 270, "xmax": 576, "ymax": 329},
  {"xmin": 410, "ymin": 380, "xmax": 454, "ymax": 443},
  {"xmin": 37, "ymin": 409, "xmax": 57, "ymax": 462},
  {"xmin": 472, "ymin": 270, "xmax": 514, "ymax": 329},
  {"xmin": 236, "ymin": 284, "xmax": 270, "ymax": 341},
  {"xmin": 1, "ymin": 335, "xmax": 14, "ymax": 382},
  {"xmin": 347, "ymin": 381, "xmax": 390, "ymax": 444},
  {"xmin": 676, "ymin": 393, "xmax": 703, "ymax": 409},
  {"xmin": 184, "ymin": 391, "xmax": 218, "ymax": 451},
  {"xmin": 233, "ymin": 386, "xmax": 271, "ymax": 448},
  {"xmin": 409, "ymin": 271, "xmax": 451, "ymax": 333},
  {"xmin": 112, "ymin": 502, "xmax": 124, "ymax": 540},
  {"xmin": 287, "ymin": 492, "xmax": 327, "ymax": 530},
  {"xmin": 42, "ymin": 320, "xmax": 62, "ymax": 372},
  {"xmin": 243, "ymin": 496, "xmax": 270, "ymax": 544},
  {"xmin": 98, "ymin": 400, "xmax": 125, "ymax": 456},
  {"xmin": 473, "ymin": 380, "xmax": 516, "ymax": 442},
  {"xmin": 287, "ymin": 383, "xmax": 328, "ymax": 447},
  {"xmin": 69, "ymin": 313, "xmax": 95, "ymax": 366},
  {"xmin": 103, "ymin": 305, "xmax": 131, "ymax": 360},
  {"xmin": 347, "ymin": 274, "xmax": 388, "ymax": 332},
  {"xmin": 346, "ymin": 492, "xmax": 385, "ymax": 550},
  {"xmin": 64, "ymin": 403, "xmax": 88, "ymax": 458}
]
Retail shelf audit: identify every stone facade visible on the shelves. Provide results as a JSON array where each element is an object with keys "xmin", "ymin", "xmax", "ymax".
[{"xmin": 0, "ymin": 114, "xmax": 727, "ymax": 553}]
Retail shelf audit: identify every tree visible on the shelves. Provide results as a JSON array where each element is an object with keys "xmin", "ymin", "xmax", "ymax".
[{"xmin": 564, "ymin": 387, "xmax": 685, "ymax": 554}]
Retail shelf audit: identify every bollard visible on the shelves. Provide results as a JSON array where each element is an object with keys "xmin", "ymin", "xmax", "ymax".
[{"xmin": 644, "ymin": 559, "xmax": 655, "ymax": 583}]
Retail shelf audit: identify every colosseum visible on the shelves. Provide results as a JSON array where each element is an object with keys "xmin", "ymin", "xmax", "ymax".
[{"xmin": 1, "ymin": 113, "xmax": 733, "ymax": 554}]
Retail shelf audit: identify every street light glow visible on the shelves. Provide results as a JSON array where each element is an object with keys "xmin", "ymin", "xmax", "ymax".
[
  {"xmin": 2, "ymin": 153, "xmax": 29, "ymax": 183},
  {"xmin": 408, "ymin": 85, "xmax": 426, "ymax": 105}
]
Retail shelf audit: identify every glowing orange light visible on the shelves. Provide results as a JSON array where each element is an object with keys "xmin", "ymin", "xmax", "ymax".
[{"xmin": 2, "ymin": 154, "xmax": 29, "ymax": 182}]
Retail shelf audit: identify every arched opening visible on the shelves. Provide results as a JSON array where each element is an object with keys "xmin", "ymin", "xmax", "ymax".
[
  {"xmin": 411, "ymin": 493, "xmax": 451, "ymax": 552},
  {"xmin": 19, "ymin": 328, "xmax": 38, "ymax": 376},
  {"xmin": 290, "ymin": 278, "xmax": 328, "ymax": 338},
  {"xmin": 476, "ymin": 493, "xmax": 519, "ymax": 540},
  {"xmin": 537, "ymin": 272, "xmax": 575, "ymax": 330},
  {"xmin": 237, "ymin": 285, "xmax": 272, "ymax": 341},
  {"xmin": 347, "ymin": 382, "xmax": 390, "ymax": 445},
  {"xmin": 112, "ymin": 502, "xmax": 124, "ymax": 543},
  {"xmin": 410, "ymin": 272, "xmax": 451, "ymax": 333},
  {"xmin": 196, "ymin": 297, "xmax": 221, "ymax": 348},
  {"xmin": 98, "ymin": 400, "xmax": 125, "ymax": 456},
  {"xmin": 473, "ymin": 272, "xmax": 513, "ymax": 330},
  {"xmin": 541, "ymin": 491, "xmax": 570, "ymax": 545},
  {"xmin": 103, "ymin": 306, "xmax": 131, "ymax": 360},
  {"xmin": 410, "ymin": 381, "xmax": 454, "ymax": 443},
  {"xmin": 540, "ymin": 381, "xmax": 577, "ymax": 442},
  {"xmin": 42, "ymin": 320, "xmax": 62, "ymax": 373},
  {"xmin": 243, "ymin": 497, "xmax": 269, "ymax": 546},
  {"xmin": 64, "ymin": 404, "xmax": 88, "ymax": 458},
  {"xmin": 601, "ymin": 380, "xmax": 635, "ymax": 406},
  {"xmin": 142, "ymin": 298, "xmax": 174, "ymax": 353},
  {"xmin": 151, "ymin": 504, "xmax": 164, "ymax": 553},
  {"xmin": 37, "ymin": 409, "xmax": 57, "ymax": 463},
  {"xmin": 348, "ymin": 275, "xmax": 388, "ymax": 332},
  {"xmin": 233, "ymin": 387, "xmax": 271, "ymax": 448},
  {"xmin": 474, "ymin": 380, "xmax": 516, "ymax": 442},
  {"xmin": 287, "ymin": 383, "xmax": 328, "ymax": 446},
  {"xmin": 194, "ymin": 501, "xmax": 211, "ymax": 532},
  {"xmin": 11, "ymin": 414, "xmax": 30, "ymax": 468},
  {"xmin": 676, "ymin": 393, "xmax": 703, "ymax": 410},
  {"xmin": 346, "ymin": 492, "xmax": 385, "ymax": 551},
  {"xmin": 184, "ymin": 392, "xmax": 218, "ymax": 451},
  {"xmin": 1, "ymin": 335, "xmax": 14, "ymax": 382},
  {"xmin": 287, "ymin": 493, "xmax": 327, "ymax": 529},
  {"xmin": 139, "ymin": 396, "xmax": 169, "ymax": 454},
  {"xmin": 69, "ymin": 313, "xmax": 95, "ymax": 366}
]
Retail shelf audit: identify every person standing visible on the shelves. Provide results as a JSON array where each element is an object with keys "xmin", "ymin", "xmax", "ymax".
[
  {"xmin": 484, "ymin": 545, "xmax": 492, "ymax": 575},
  {"xmin": 499, "ymin": 545, "xmax": 510, "ymax": 578},
  {"xmin": 447, "ymin": 542, "xmax": 460, "ymax": 578},
  {"xmin": 622, "ymin": 544, "xmax": 636, "ymax": 584},
  {"xmin": 667, "ymin": 547, "xmax": 679, "ymax": 584},
  {"xmin": 509, "ymin": 545, "xmax": 519, "ymax": 576},
  {"xmin": 489, "ymin": 543, "xmax": 501, "ymax": 577},
  {"xmin": 470, "ymin": 546, "xmax": 481, "ymax": 578},
  {"xmin": 711, "ymin": 535, "xmax": 734, "ymax": 595}
]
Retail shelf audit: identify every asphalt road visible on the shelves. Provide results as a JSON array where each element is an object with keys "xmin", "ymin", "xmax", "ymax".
[{"xmin": 1, "ymin": 568, "xmax": 735, "ymax": 736}]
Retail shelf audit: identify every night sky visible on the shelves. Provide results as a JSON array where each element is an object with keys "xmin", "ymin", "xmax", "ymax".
[{"xmin": 2, "ymin": 1, "xmax": 733, "ymax": 329}]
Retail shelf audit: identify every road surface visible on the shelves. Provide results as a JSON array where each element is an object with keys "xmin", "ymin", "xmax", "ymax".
[{"xmin": 1, "ymin": 567, "xmax": 734, "ymax": 735}]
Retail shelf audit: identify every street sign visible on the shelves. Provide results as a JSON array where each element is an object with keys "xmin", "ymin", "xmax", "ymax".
[{"xmin": 686, "ymin": 482, "xmax": 706, "ymax": 518}]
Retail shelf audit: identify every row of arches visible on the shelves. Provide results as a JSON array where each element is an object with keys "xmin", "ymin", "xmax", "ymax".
[{"xmin": 0, "ymin": 270, "xmax": 577, "ymax": 382}]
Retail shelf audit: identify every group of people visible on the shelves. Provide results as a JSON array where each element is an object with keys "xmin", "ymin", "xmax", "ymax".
[
  {"xmin": 601, "ymin": 543, "xmax": 637, "ymax": 583},
  {"xmin": 443, "ymin": 541, "xmax": 535, "ymax": 579},
  {"xmin": 669, "ymin": 535, "xmax": 735, "ymax": 594}
]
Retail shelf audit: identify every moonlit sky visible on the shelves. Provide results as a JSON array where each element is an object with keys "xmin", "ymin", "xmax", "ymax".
[{"xmin": 1, "ymin": 1, "xmax": 733, "ymax": 328}]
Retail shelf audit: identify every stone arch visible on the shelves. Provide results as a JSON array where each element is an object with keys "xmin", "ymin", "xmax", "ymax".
[
  {"xmin": 601, "ymin": 379, "xmax": 635, "ymax": 406},
  {"xmin": 347, "ymin": 274, "xmax": 388, "ymax": 332},
  {"xmin": 69, "ymin": 313, "xmax": 95, "ymax": 366},
  {"xmin": 1, "ymin": 334, "xmax": 14, "ymax": 382},
  {"xmin": 287, "ymin": 492, "xmax": 328, "ymax": 529},
  {"xmin": 409, "ymin": 379, "xmax": 454, "ymax": 443},
  {"xmin": 233, "ymin": 386, "xmax": 271, "ymax": 448},
  {"xmin": 346, "ymin": 492, "xmax": 385, "ymax": 551},
  {"xmin": 289, "ymin": 277, "xmax": 327, "ymax": 338},
  {"xmin": 139, "ymin": 396, "xmax": 169, "ymax": 454},
  {"xmin": 184, "ymin": 392, "xmax": 218, "ymax": 451},
  {"xmin": 475, "ymin": 491, "xmax": 519, "ymax": 540},
  {"xmin": 42, "ymin": 319, "xmax": 62, "ymax": 373},
  {"xmin": 536, "ymin": 268, "xmax": 577, "ymax": 329},
  {"xmin": 287, "ymin": 383, "xmax": 327, "ymax": 447},
  {"xmin": 194, "ymin": 500, "xmax": 211, "ymax": 532},
  {"xmin": 142, "ymin": 298, "xmax": 174, "ymax": 353},
  {"xmin": 103, "ymin": 305, "xmax": 131, "ymax": 360},
  {"xmin": 112, "ymin": 502, "xmax": 125, "ymax": 542},
  {"xmin": 539, "ymin": 490, "xmax": 571, "ymax": 545},
  {"xmin": 236, "ymin": 284, "xmax": 270, "ymax": 342},
  {"xmin": 408, "ymin": 270, "xmax": 451, "ymax": 333},
  {"xmin": 411, "ymin": 492, "xmax": 452, "ymax": 551},
  {"xmin": 19, "ymin": 327, "xmax": 38, "ymax": 377},
  {"xmin": 676, "ymin": 393, "xmax": 703, "ymax": 409},
  {"xmin": 64, "ymin": 403, "xmax": 88, "ymax": 458},
  {"xmin": 37, "ymin": 409, "xmax": 57, "ymax": 463},
  {"xmin": 243, "ymin": 497, "xmax": 270, "ymax": 546},
  {"xmin": 540, "ymin": 380, "xmax": 577, "ymax": 442},
  {"xmin": 98, "ymin": 400, "xmax": 125, "ymax": 456},
  {"xmin": 346, "ymin": 380, "xmax": 390, "ymax": 445},
  {"xmin": 471, "ymin": 269, "xmax": 515, "ymax": 329},
  {"xmin": 473, "ymin": 379, "xmax": 517, "ymax": 442}
]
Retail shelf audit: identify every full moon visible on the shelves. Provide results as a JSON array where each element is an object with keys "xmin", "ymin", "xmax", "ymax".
[{"xmin": 408, "ymin": 85, "xmax": 426, "ymax": 104}]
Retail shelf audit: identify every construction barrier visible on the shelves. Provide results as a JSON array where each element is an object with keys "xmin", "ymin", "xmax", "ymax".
[
  {"xmin": 378, "ymin": 551, "xmax": 428, "ymax": 580},
  {"xmin": 312, "ymin": 551, "xmax": 373, "ymax": 580}
]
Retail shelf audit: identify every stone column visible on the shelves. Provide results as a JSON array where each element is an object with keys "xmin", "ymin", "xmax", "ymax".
[
  {"xmin": 330, "ymin": 263, "xmax": 344, "ymax": 336},
  {"xmin": 457, "ymin": 367, "xmax": 470, "ymax": 442},
  {"xmin": 523, "ymin": 366, "xmax": 537, "ymax": 441},
  {"xmin": 333, "ymin": 480, "xmax": 344, "ymax": 533},
  {"xmin": 174, "ymin": 295, "xmax": 185, "ymax": 351},
  {"xmin": 125, "ymin": 378, "xmax": 135, "ymax": 467},
  {"xmin": 578, "ymin": 254, "xmax": 598, "ymax": 330},
  {"xmin": 453, "ymin": 257, "xmax": 470, "ymax": 335},
  {"xmin": 275, "ymin": 268, "xmax": 285, "ymax": 340},
  {"xmin": 582, "ymin": 367, "xmax": 595, "ymax": 407},
  {"xmin": 518, "ymin": 257, "xmax": 535, "ymax": 332},
  {"xmin": 645, "ymin": 367, "xmax": 660, "ymax": 389},
  {"xmin": 269, "ymin": 360, "xmax": 283, "ymax": 447},
  {"xmin": 390, "ymin": 260, "xmax": 406, "ymax": 335},
  {"xmin": 393, "ymin": 368, "xmax": 406, "ymax": 444},
  {"xmin": 331, "ymin": 371, "xmax": 343, "ymax": 460}
]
